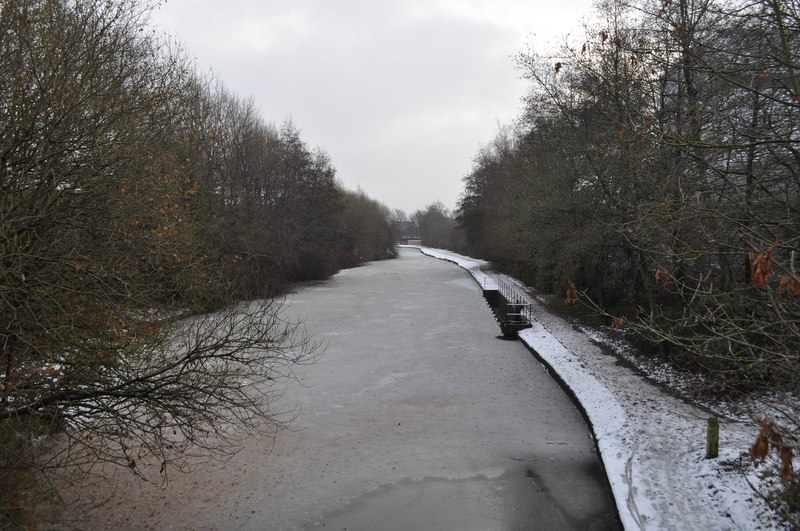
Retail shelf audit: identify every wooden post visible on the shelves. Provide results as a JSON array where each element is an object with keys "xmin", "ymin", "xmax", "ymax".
[{"xmin": 706, "ymin": 418, "xmax": 719, "ymax": 459}]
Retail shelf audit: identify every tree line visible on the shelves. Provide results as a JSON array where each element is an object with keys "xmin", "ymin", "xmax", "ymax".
[
  {"xmin": 0, "ymin": 0, "xmax": 397, "ymax": 525},
  {"xmin": 455, "ymin": 0, "xmax": 799, "ymax": 515},
  {"xmin": 393, "ymin": 201, "xmax": 462, "ymax": 250}
]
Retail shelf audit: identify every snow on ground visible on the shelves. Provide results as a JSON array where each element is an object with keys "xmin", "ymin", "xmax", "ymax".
[{"xmin": 412, "ymin": 246, "xmax": 786, "ymax": 530}]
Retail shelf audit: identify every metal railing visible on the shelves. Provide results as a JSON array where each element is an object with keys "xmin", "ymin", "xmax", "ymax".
[{"xmin": 496, "ymin": 276, "xmax": 531, "ymax": 324}]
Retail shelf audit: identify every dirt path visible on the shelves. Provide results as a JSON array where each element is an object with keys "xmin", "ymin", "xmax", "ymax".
[{"xmin": 48, "ymin": 249, "xmax": 618, "ymax": 530}]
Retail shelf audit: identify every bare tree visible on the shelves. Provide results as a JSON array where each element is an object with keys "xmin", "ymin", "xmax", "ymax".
[
  {"xmin": 458, "ymin": 0, "xmax": 800, "ymax": 516},
  {"xmin": 412, "ymin": 202, "xmax": 460, "ymax": 250},
  {"xmin": 0, "ymin": 1, "xmax": 321, "ymax": 526},
  {"xmin": 339, "ymin": 188, "xmax": 398, "ymax": 264}
]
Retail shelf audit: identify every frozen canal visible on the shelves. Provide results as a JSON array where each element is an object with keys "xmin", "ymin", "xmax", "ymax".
[{"xmin": 65, "ymin": 249, "xmax": 618, "ymax": 530}]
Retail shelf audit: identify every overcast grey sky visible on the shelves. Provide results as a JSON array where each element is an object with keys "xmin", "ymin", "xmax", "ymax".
[{"xmin": 151, "ymin": 0, "xmax": 594, "ymax": 214}]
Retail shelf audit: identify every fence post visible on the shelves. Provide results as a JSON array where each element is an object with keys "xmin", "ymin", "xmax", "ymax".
[{"xmin": 706, "ymin": 418, "xmax": 719, "ymax": 459}]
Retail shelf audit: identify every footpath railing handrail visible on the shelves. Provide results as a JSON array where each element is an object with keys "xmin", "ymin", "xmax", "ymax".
[{"xmin": 495, "ymin": 276, "xmax": 532, "ymax": 324}]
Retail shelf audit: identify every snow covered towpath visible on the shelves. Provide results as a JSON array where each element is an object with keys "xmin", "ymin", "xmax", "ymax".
[{"xmin": 418, "ymin": 246, "xmax": 780, "ymax": 531}]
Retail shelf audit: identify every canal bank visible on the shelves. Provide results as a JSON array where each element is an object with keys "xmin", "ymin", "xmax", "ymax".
[{"xmin": 418, "ymin": 246, "xmax": 781, "ymax": 530}]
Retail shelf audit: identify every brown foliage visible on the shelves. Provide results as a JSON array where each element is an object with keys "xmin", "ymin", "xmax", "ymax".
[
  {"xmin": 565, "ymin": 283, "xmax": 578, "ymax": 305},
  {"xmin": 751, "ymin": 419, "xmax": 773, "ymax": 461},
  {"xmin": 751, "ymin": 419, "xmax": 795, "ymax": 484},
  {"xmin": 748, "ymin": 239, "xmax": 780, "ymax": 288},
  {"xmin": 777, "ymin": 275, "xmax": 800, "ymax": 296},
  {"xmin": 655, "ymin": 266, "xmax": 671, "ymax": 289}
]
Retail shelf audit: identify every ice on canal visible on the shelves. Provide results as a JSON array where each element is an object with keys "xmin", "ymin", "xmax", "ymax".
[{"xmin": 59, "ymin": 248, "xmax": 618, "ymax": 530}]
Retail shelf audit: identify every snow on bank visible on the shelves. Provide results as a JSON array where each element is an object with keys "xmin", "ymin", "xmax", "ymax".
[
  {"xmin": 414, "ymin": 246, "xmax": 783, "ymax": 530},
  {"xmin": 414, "ymin": 246, "xmax": 497, "ymax": 291}
]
